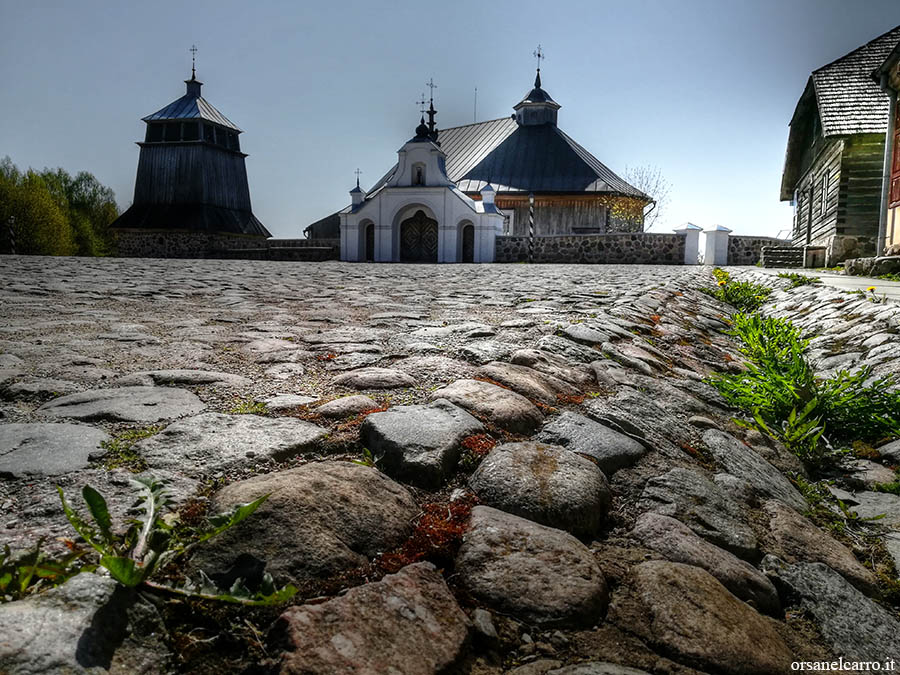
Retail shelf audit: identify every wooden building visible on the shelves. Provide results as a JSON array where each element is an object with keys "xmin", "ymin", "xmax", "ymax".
[
  {"xmin": 874, "ymin": 39, "xmax": 900, "ymax": 254},
  {"xmin": 306, "ymin": 67, "xmax": 650, "ymax": 239},
  {"xmin": 111, "ymin": 70, "xmax": 270, "ymax": 257},
  {"xmin": 781, "ymin": 26, "xmax": 900, "ymax": 264}
]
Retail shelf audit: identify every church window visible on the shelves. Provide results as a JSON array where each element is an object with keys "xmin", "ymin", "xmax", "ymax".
[
  {"xmin": 164, "ymin": 122, "xmax": 181, "ymax": 142},
  {"xmin": 182, "ymin": 122, "xmax": 199, "ymax": 141},
  {"xmin": 413, "ymin": 163, "xmax": 425, "ymax": 186},
  {"xmin": 146, "ymin": 124, "xmax": 163, "ymax": 143}
]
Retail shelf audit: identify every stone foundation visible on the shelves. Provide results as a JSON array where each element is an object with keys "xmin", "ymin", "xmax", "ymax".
[
  {"xmin": 113, "ymin": 231, "xmax": 340, "ymax": 261},
  {"xmin": 494, "ymin": 233, "xmax": 685, "ymax": 264},
  {"xmin": 727, "ymin": 236, "xmax": 784, "ymax": 265},
  {"xmin": 843, "ymin": 256, "xmax": 900, "ymax": 277}
]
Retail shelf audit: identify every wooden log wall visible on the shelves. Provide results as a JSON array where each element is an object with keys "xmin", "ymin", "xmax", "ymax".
[
  {"xmin": 839, "ymin": 133, "xmax": 886, "ymax": 236},
  {"xmin": 133, "ymin": 143, "xmax": 252, "ymax": 211}
]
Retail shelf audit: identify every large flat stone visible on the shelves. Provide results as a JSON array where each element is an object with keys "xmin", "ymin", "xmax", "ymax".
[
  {"xmin": 190, "ymin": 462, "xmax": 418, "ymax": 585},
  {"xmin": 316, "ymin": 394, "xmax": 379, "ymax": 418},
  {"xmin": 1, "ymin": 377, "xmax": 80, "ymax": 400},
  {"xmin": 273, "ymin": 563, "xmax": 470, "ymax": 675},
  {"xmin": 0, "ymin": 422, "xmax": 109, "ymax": 477},
  {"xmin": 627, "ymin": 561, "xmax": 792, "ymax": 675},
  {"xmin": 536, "ymin": 411, "xmax": 647, "ymax": 475},
  {"xmin": 456, "ymin": 506, "xmax": 608, "ymax": 627},
  {"xmin": 430, "ymin": 379, "xmax": 542, "ymax": 434},
  {"xmin": 333, "ymin": 367, "xmax": 416, "ymax": 390},
  {"xmin": 766, "ymin": 559, "xmax": 900, "ymax": 663},
  {"xmin": 469, "ymin": 441, "xmax": 611, "ymax": 537},
  {"xmin": 630, "ymin": 512, "xmax": 779, "ymax": 615},
  {"xmin": 509, "ymin": 348, "xmax": 595, "ymax": 387},
  {"xmin": 37, "ymin": 386, "xmax": 206, "ymax": 423},
  {"xmin": 115, "ymin": 369, "xmax": 251, "ymax": 387},
  {"xmin": 137, "ymin": 413, "xmax": 328, "ymax": 477},
  {"xmin": 848, "ymin": 490, "xmax": 900, "ymax": 527},
  {"xmin": 702, "ymin": 429, "xmax": 806, "ymax": 512},
  {"xmin": 639, "ymin": 467, "xmax": 759, "ymax": 561},
  {"xmin": 0, "ymin": 572, "xmax": 169, "ymax": 674},
  {"xmin": 360, "ymin": 399, "xmax": 483, "ymax": 489},
  {"xmin": 762, "ymin": 499, "xmax": 878, "ymax": 595},
  {"xmin": 476, "ymin": 361, "xmax": 580, "ymax": 405}
]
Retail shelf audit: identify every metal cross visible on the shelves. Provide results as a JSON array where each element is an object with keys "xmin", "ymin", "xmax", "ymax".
[
  {"xmin": 426, "ymin": 78, "xmax": 437, "ymax": 101},
  {"xmin": 190, "ymin": 45, "xmax": 198, "ymax": 78},
  {"xmin": 415, "ymin": 93, "xmax": 427, "ymax": 114},
  {"xmin": 533, "ymin": 44, "xmax": 544, "ymax": 70},
  {"xmin": 354, "ymin": 168, "xmax": 363, "ymax": 188}
]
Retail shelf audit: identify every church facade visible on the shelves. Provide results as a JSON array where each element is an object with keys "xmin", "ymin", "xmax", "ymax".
[
  {"xmin": 339, "ymin": 114, "xmax": 504, "ymax": 263},
  {"xmin": 311, "ymin": 66, "xmax": 651, "ymax": 245}
]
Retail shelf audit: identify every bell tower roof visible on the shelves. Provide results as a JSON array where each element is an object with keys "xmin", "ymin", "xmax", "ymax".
[
  {"xmin": 513, "ymin": 45, "xmax": 561, "ymax": 126},
  {"xmin": 142, "ymin": 68, "xmax": 242, "ymax": 132}
]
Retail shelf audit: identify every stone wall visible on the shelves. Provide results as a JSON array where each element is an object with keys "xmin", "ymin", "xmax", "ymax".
[
  {"xmin": 727, "ymin": 236, "xmax": 784, "ymax": 265},
  {"xmin": 494, "ymin": 233, "xmax": 685, "ymax": 264},
  {"xmin": 113, "ymin": 230, "xmax": 265, "ymax": 259},
  {"xmin": 113, "ymin": 231, "xmax": 340, "ymax": 260}
]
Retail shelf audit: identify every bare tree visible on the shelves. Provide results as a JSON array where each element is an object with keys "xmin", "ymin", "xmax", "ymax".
[{"xmin": 624, "ymin": 165, "xmax": 671, "ymax": 231}]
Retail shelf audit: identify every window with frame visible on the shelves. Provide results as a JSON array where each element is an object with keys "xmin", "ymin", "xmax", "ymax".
[{"xmin": 821, "ymin": 171, "xmax": 830, "ymax": 217}]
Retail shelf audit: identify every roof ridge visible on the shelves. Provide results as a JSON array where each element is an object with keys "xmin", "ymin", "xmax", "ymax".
[
  {"xmin": 440, "ymin": 117, "xmax": 511, "ymax": 132},
  {"xmin": 813, "ymin": 24, "xmax": 900, "ymax": 73}
]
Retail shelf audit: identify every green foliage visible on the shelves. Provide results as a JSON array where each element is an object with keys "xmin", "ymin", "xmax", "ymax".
[
  {"xmin": 0, "ymin": 156, "xmax": 118, "ymax": 256},
  {"xmin": 700, "ymin": 268, "xmax": 773, "ymax": 312},
  {"xmin": 228, "ymin": 399, "xmax": 269, "ymax": 415},
  {"xmin": 97, "ymin": 426, "xmax": 161, "ymax": 472},
  {"xmin": 58, "ymin": 477, "xmax": 294, "ymax": 605},
  {"xmin": 877, "ymin": 273, "xmax": 900, "ymax": 282},
  {"xmin": 351, "ymin": 447, "xmax": 381, "ymax": 468},
  {"xmin": 777, "ymin": 271, "xmax": 822, "ymax": 288},
  {"xmin": 710, "ymin": 310, "xmax": 900, "ymax": 471},
  {"xmin": 0, "ymin": 539, "xmax": 93, "ymax": 602}
]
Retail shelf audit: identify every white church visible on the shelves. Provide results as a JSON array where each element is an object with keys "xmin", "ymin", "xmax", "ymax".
[{"xmin": 338, "ymin": 107, "xmax": 505, "ymax": 263}]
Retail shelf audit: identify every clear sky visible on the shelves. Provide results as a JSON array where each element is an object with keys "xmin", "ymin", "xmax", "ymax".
[{"xmin": 2, "ymin": 0, "xmax": 900, "ymax": 239}]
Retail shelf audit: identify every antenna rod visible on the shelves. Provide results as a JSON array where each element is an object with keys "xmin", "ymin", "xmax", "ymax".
[{"xmin": 474, "ymin": 86, "xmax": 477, "ymax": 123}]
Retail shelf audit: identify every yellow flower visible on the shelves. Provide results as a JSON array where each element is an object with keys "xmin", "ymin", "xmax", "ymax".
[
  {"xmin": 717, "ymin": 280, "xmax": 727, "ymax": 287},
  {"xmin": 867, "ymin": 286, "xmax": 876, "ymax": 292}
]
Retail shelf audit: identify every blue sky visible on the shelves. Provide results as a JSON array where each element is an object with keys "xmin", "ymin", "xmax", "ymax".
[{"xmin": 2, "ymin": 0, "xmax": 900, "ymax": 238}]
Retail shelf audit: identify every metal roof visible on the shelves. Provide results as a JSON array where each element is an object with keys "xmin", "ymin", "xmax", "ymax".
[
  {"xmin": 142, "ymin": 79, "xmax": 242, "ymax": 132},
  {"xmin": 368, "ymin": 116, "xmax": 647, "ymax": 198},
  {"xmin": 809, "ymin": 25, "xmax": 900, "ymax": 136}
]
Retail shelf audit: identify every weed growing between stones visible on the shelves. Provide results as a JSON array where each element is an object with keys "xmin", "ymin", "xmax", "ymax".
[
  {"xmin": 0, "ymin": 538, "xmax": 93, "ymax": 602},
  {"xmin": 97, "ymin": 425, "xmax": 161, "ymax": 472},
  {"xmin": 699, "ymin": 267, "xmax": 772, "ymax": 312},
  {"xmin": 707, "ymin": 272, "xmax": 900, "ymax": 471},
  {"xmin": 777, "ymin": 271, "xmax": 822, "ymax": 288},
  {"xmin": 228, "ymin": 399, "xmax": 269, "ymax": 415},
  {"xmin": 458, "ymin": 434, "xmax": 497, "ymax": 472},
  {"xmin": 57, "ymin": 476, "xmax": 296, "ymax": 605}
]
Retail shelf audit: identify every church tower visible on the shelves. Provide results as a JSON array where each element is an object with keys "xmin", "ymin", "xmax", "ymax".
[{"xmin": 111, "ymin": 52, "xmax": 269, "ymax": 257}]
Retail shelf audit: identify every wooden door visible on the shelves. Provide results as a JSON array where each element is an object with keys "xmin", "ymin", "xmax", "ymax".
[
  {"xmin": 461, "ymin": 224, "xmax": 474, "ymax": 262},
  {"xmin": 365, "ymin": 223, "xmax": 374, "ymax": 261},
  {"xmin": 400, "ymin": 211, "xmax": 438, "ymax": 263}
]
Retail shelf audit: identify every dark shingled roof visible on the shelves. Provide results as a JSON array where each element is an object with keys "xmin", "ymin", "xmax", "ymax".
[
  {"xmin": 809, "ymin": 25, "xmax": 900, "ymax": 136},
  {"xmin": 781, "ymin": 25, "xmax": 900, "ymax": 200},
  {"xmin": 370, "ymin": 117, "xmax": 647, "ymax": 198},
  {"xmin": 142, "ymin": 80, "xmax": 242, "ymax": 132},
  {"xmin": 112, "ymin": 204, "xmax": 270, "ymax": 237}
]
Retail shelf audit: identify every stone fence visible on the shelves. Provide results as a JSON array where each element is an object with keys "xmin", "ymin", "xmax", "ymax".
[
  {"xmin": 727, "ymin": 235, "xmax": 785, "ymax": 265},
  {"xmin": 494, "ymin": 233, "xmax": 686, "ymax": 264}
]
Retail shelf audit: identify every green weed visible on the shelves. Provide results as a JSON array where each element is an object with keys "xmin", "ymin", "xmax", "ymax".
[
  {"xmin": 777, "ymin": 271, "xmax": 822, "ymax": 288},
  {"xmin": 98, "ymin": 426, "xmax": 161, "ymax": 472}
]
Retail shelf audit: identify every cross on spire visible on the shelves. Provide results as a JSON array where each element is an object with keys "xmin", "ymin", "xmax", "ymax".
[
  {"xmin": 415, "ymin": 93, "xmax": 427, "ymax": 115},
  {"xmin": 190, "ymin": 44, "xmax": 198, "ymax": 79},
  {"xmin": 426, "ymin": 78, "xmax": 437, "ymax": 103},
  {"xmin": 532, "ymin": 44, "xmax": 544, "ymax": 88},
  {"xmin": 354, "ymin": 168, "xmax": 362, "ymax": 188}
]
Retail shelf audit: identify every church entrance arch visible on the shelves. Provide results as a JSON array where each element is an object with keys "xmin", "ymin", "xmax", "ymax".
[
  {"xmin": 461, "ymin": 223, "xmax": 475, "ymax": 263},
  {"xmin": 400, "ymin": 210, "xmax": 438, "ymax": 263},
  {"xmin": 364, "ymin": 222, "xmax": 375, "ymax": 261}
]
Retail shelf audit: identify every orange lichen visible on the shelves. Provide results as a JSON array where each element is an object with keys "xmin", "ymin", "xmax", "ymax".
[{"xmin": 377, "ymin": 495, "xmax": 478, "ymax": 573}]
